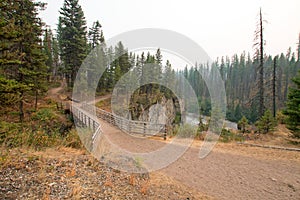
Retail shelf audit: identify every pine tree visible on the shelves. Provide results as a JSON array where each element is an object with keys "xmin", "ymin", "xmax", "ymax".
[
  {"xmin": 115, "ymin": 42, "xmax": 130, "ymax": 75},
  {"xmin": 254, "ymin": 8, "xmax": 265, "ymax": 118},
  {"xmin": 0, "ymin": 0, "xmax": 47, "ymax": 120},
  {"xmin": 51, "ymin": 35, "xmax": 61, "ymax": 79},
  {"xmin": 256, "ymin": 110, "xmax": 276, "ymax": 134},
  {"xmin": 238, "ymin": 116, "xmax": 249, "ymax": 133},
  {"xmin": 297, "ymin": 33, "xmax": 300, "ymax": 62},
  {"xmin": 154, "ymin": 48, "xmax": 163, "ymax": 81},
  {"xmin": 163, "ymin": 60, "xmax": 174, "ymax": 98},
  {"xmin": 283, "ymin": 70, "xmax": 300, "ymax": 138},
  {"xmin": 43, "ymin": 27, "xmax": 53, "ymax": 81},
  {"xmin": 272, "ymin": 56, "xmax": 277, "ymax": 117},
  {"xmin": 0, "ymin": 0, "xmax": 26, "ymax": 106},
  {"xmin": 88, "ymin": 21, "xmax": 104, "ymax": 49},
  {"xmin": 58, "ymin": 0, "xmax": 87, "ymax": 88},
  {"xmin": 284, "ymin": 48, "xmax": 292, "ymax": 102}
]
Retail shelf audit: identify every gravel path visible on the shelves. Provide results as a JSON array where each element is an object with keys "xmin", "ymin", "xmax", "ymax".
[
  {"xmin": 161, "ymin": 145, "xmax": 300, "ymax": 200},
  {"xmin": 94, "ymin": 119, "xmax": 300, "ymax": 200}
]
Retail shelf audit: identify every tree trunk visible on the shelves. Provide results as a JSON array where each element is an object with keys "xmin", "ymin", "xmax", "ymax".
[
  {"xmin": 19, "ymin": 92, "xmax": 24, "ymax": 122},
  {"xmin": 35, "ymin": 89, "xmax": 38, "ymax": 111},
  {"xmin": 273, "ymin": 56, "xmax": 277, "ymax": 118},
  {"xmin": 258, "ymin": 8, "xmax": 265, "ymax": 118}
]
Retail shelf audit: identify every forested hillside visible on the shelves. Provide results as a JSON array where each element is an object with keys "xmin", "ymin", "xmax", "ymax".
[
  {"xmin": 1, "ymin": 0, "xmax": 300, "ymax": 137},
  {"xmin": 183, "ymin": 49, "xmax": 300, "ymax": 123}
]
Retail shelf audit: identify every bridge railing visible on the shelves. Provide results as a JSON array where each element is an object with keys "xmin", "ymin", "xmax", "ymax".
[
  {"xmin": 70, "ymin": 103, "xmax": 100, "ymax": 132},
  {"xmin": 81, "ymin": 103, "xmax": 166, "ymax": 136}
]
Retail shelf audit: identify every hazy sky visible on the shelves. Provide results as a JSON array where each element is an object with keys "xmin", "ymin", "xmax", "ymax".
[{"xmin": 40, "ymin": 0, "xmax": 300, "ymax": 61}]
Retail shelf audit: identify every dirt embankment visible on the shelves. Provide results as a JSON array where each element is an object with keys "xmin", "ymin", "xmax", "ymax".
[{"xmin": 0, "ymin": 147, "xmax": 210, "ymax": 199}]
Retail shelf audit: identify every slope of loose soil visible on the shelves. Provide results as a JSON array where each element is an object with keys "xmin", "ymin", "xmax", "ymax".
[{"xmin": 0, "ymin": 147, "xmax": 210, "ymax": 200}]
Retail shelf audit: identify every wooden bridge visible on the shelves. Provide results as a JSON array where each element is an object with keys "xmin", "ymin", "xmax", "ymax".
[{"xmin": 69, "ymin": 102, "xmax": 167, "ymax": 147}]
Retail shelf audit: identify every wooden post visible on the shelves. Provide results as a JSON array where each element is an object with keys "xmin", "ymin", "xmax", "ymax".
[
  {"xmin": 128, "ymin": 121, "xmax": 131, "ymax": 133},
  {"xmin": 164, "ymin": 125, "xmax": 167, "ymax": 140},
  {"xmin": 80, "ymin": 111, "xmax": 82, "ymax": 124},
  {"xmin": 93, "ymin": 120, "xmax": 95, "ymax": 131}
]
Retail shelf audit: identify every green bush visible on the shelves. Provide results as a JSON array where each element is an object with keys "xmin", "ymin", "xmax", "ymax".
[
  {"xmin": 198, "ymin": 121, "xmax": 209, "ymax": 132},
  {"xmin": 31, "ymin": 108, "xmax": 55, "ymax": 122},
  {"xmin": 63, "ymin": 129, "xmax": 83, "ymax": 149},
  {"xmin": 0, "ymin": 121, "xmax": 61, "ymax": 150},
  {"xmin": 0, "ymin": 121, "xmax": 23, "ymax": 148},
  {"xmin": 220, "ymin": 129, "xmax": 244, "ymax": 143},
  {"xmin": 238, "ymin": 116, "xmax": 249, "ymax": 133},
  {"xmin": 173, "ymin": 123, "xmax": 198, "ymax": 138},
  {"xmin": 174, "ymin": 112, "xmax": 181, "ymax": 124},
  {"xmin": 276, "ymin": 111, "xmax": 286, "ymax": 124},
  {"xmin": 256, "ymin": 110, "xmax": 277, "ymax": 134},
  {"xmin": 0, "ymin": 107, "xmax": 82, "ymax": 150}
]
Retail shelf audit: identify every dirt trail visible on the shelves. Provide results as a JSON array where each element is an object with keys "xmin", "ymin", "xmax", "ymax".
[
  {"xmin": 87, "ymin": 94, "xmax": 111, "ymax": 105},
  {"xmin": 92, "ymin": 118, "xmax": 300, "ymax": 200},
  {"xmin": 161, "ymin": 145, "xmax": 300, "ymax": 200},
  {"xmin": 47, "ymin": 81, "xmax": 66, "ymax": 101}
]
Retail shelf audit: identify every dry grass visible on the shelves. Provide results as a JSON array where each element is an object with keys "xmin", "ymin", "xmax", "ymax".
[
  {"xmin": 42, "ymin": 187, "xmax": 51, "ymax": 200},
  {"xmin": 95, "ymin": 97, "xmax": 112, "ymax": 112},
  {"xmin": 70, "ymin": 182, "xmax": 82, "ymax": 199},
  {"xmin": 0, "ymin": 146, "xmax": 212, "ymax": 199},
  {"xmin": 66, "ymin": 167, "xmax": 76, "ymax": 178},
  {"xmin": 129, "ymin": 174, "xmax": 135, "ymax": 186},
  {"xmin": 140, "ymin": 179, "xmax": 150, "ymax": 195},
  {"xmin": 104, "ymin": 174, "xmax": 113, "ymax": 188}
]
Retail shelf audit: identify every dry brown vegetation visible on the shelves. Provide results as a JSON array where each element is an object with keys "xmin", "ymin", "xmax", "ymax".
[
  {"xmin": 0, "ymin": 147, "xmax": 210, "ymax": 199},
  {"xmin": 96, "ymin": 97, "xmax": 112, "ymax": 112}
]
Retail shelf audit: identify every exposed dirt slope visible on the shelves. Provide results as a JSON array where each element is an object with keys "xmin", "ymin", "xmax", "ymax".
[{"xmin": 0, "ymin": 147, "xmax": 210, "ymax": 200}]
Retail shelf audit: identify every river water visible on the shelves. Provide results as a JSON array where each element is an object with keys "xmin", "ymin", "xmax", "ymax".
[{"xmin": 185, "ymin": 113, "xmax": 238, "ymax": 130}]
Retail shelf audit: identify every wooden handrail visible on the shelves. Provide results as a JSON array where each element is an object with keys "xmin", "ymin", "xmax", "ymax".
[{"xmin": 80, "ymin": 103, "xmax": 166, "ymax": 135}]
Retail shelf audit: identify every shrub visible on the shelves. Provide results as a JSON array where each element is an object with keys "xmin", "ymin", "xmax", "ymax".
[
  {"xmin": 0, "ymin": 121, "xmax": 23, "ymax": 148},
  {"xmin": 172, "ymin": 124, "xmax": 197, "ymax": 138},
  {"xmin": 238, "ymin": 116, "xmax": 249, "ymax": 133},
  {"xmin": 198, "ymin": 117, "xmax": 208, "ymax": 132},
  {"xmin": 276, "ymin": 111, "xmax": 286, "ymax": 124},
  {"xmin": 63, "ymin": 129, "xmax": 83, "ymax": 149},
  {"xmin": 256, "ymin": 110, "xmax": 277, "ymax": 134},
  {"xmin": 31, "ymin": 108, "xmax": 55, "ymax": 122},
  {"xmin": 220, "ymin": 129, "xmax": 244, "ymax": 143},
  {"xmin": 0, "ymin": 107, "xmax": 82, "ymax": 150}
]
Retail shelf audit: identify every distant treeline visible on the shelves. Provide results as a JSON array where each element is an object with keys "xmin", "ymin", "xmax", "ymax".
[
  {"xmin": 182, "ymin": 49, "xmax": 300, "ymax": 123},
  {"xmin": 1, "ymin": 0, "xmax": 299, "ymax": 125}
]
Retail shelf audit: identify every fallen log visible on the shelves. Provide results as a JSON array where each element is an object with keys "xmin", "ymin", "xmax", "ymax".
[{"xmin": 237, "ymin": 142, "xmax": 300, "ymax": 152}]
